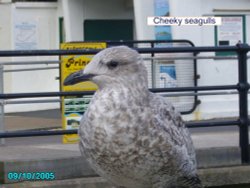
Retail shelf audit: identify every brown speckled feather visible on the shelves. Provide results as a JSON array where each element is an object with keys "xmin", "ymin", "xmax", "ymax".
[{"xmin": 72, "ymin": 46, "xmax": 202, "ymax": 188}]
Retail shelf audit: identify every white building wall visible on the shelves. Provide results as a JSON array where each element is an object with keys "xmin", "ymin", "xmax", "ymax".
[
  {"xmin": 168, "ymin": 0, "xmax": 250, "ymax": 120},
  {"xmin": 0, "ymin": 2, "xmax": 12, "ymax": 94},
  {"xmin": 61, "ymin": 0, "xmax": 84, "ymax": 42},
  {"xmin": 132, "ymin": 0, "xmax": 250, "ymax": 120},
  {"xmin": 82, "ymin": 0, "xmax": 134, "ymax": 40},
  {"xmin": 133, "ymin": 0, "xmax": 154, "ymax": 40},
  {"xmin": 1, "ymin": 0, "xmax": 250, "ymax": 119},
  {"xmin": 3, "ymin": 2, "xmax": 60, "ymax": 112},
  {"xmin": 0, "ymin": 3, "xmax": 12, "ymax": 50},
  {"xmin": 169, "ymin": 0, "xmax": 202, "ymax": 45},
  {"xmin": 0, "ymin": 0, "xmax": 135, "ymax": 113},
  {"xmin": 61, "ymin": 0, "xmax": 134, "ymax": 42}
]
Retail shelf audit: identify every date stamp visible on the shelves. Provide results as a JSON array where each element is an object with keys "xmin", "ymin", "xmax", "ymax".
[{"xmin": 7, "ymin": 172, "xmax": 55, "ymax": 181}]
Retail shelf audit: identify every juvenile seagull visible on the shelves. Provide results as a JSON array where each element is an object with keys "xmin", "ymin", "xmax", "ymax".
[{"xmin": 64, "ymin": 46, "xmax": 202, "ymax": 188}]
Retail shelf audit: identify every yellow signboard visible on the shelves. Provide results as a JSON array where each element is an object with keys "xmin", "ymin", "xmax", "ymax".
[{"xmin": 60, "ymin": 42, "xmax": 106, "ymax": 143}]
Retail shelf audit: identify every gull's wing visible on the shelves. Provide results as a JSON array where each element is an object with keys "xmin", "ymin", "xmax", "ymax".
[{"xmin": 148, "ymin": 92, "xmax": 201, "ymax": 187}]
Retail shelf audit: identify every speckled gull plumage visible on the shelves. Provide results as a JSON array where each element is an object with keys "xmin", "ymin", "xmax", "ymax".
[{"xmin": 64, "ymin": 46, "xmax": 202, "ymax": 188}]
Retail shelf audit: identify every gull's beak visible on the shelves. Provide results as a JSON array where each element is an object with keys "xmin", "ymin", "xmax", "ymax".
[{"xmin": 63, "ymin": 70, "xmax": 95, "ymax": 86}]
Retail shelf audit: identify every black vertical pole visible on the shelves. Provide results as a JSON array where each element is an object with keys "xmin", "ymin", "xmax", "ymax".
[
  {"xmin": 237, "ymin": 43, "xmax": 250, "ymax": 164},
  {"xmin": 151, "ymin": 42, "xmax": 155, "ymax": 88}
]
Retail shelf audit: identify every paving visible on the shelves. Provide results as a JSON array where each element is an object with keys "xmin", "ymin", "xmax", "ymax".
[
  {"xmin": 0, "ymin": 109, "xmax": 250, "ymax": 187},
  {"xmin": 3, "ymin": 109, "xmax": 62, "ymax": 131}
]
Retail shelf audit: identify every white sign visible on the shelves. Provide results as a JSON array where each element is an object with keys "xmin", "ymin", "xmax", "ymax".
[
  {"xmin": 14, "ymin": 20, "xmax": 38, "ymax": 50},
  {"xmin": 148, "ymin": 17, "xmax": 221, "ymax": 26},
  {"xmin": 217, "ymin": 16, "xmax": 244, "ymax": 46}
]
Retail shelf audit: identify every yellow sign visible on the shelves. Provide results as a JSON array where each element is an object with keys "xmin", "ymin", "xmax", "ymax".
[{"xmin": 60, "ymin": 42, "xmax": 106, "ymax": 144}]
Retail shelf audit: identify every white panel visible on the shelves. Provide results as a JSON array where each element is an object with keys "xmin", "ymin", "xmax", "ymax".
[{"xmin": 5, "ymin": 3, "xmax": 59, "ymax": 113}]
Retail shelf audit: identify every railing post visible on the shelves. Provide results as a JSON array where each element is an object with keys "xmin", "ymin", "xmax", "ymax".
[
  {"xmin": 0, "ymin": 64, "xmax": 5, "ymax": 145},
  {"xmin": 237, "ymin": 43, "xmax": 250, "ymax": 164}
]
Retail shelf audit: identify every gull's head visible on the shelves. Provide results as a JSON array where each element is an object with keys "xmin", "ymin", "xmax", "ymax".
[{"xmin": 64, "ymin": 46, "xmax": 148, "ymax": 89}]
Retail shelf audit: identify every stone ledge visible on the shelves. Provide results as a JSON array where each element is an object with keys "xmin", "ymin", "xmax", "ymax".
[
  {"xmin": 0, "ymin": 146, "xmax": 247, "ymax": 186},
  {"xmin": 199, "ymin": 165, "xmax": 250, "ymax": 187},
  {"xmin": 2, "ymin": 165, "xmax": 250, "ymax": 188}
]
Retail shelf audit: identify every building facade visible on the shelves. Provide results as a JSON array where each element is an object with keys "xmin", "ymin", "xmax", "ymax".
[{"xmin": 0, "ymin": 0, "xmax": 249, "ymax": 121}]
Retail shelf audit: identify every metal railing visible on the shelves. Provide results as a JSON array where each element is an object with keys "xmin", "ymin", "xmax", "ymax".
[
  {"xmin": 0, "ymin": 43, "xmax": 249, "ymax": 164},
  {"xmin": 1, "ymin": 40, "xmax": 199, "ymax": 114}
]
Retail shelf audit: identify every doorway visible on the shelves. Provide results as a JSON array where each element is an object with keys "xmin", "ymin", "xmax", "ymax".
[{"xmin": 84, "ymin": 19, "xmax": 133, "ymax": 41}]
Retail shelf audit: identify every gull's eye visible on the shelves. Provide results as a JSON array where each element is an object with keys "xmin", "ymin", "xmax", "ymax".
[{"xmin": 107, "ymin": 61, "xmax": 119, "ymax": 69}]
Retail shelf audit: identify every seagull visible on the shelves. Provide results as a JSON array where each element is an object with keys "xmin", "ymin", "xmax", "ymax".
[{"xmin": 64, "ymin": 46, "xmax": 202, "ymax": 188}]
